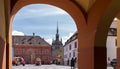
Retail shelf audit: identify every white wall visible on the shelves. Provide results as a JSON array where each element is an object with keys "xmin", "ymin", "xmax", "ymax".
[
  {"xmin": 106, "ymin": 19, "xmax": 117, "ymax": 64},
  {"xmin": 107, "ymin": 36, "xmax": 117, "ymax": 64},
  {"xmin": 64, "ymin": 39, "xmax": 78, "ymax": 65}
]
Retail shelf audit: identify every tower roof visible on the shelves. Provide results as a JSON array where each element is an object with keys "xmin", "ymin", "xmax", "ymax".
[
  {"xmin": 57, "ymin": 22, "xmax": 59, "ymax": 34},
  {"xmin": 52, "ymin": 22, "xmax": 63, "ymax": 46},
  {"xmin": 56, "ymin": 22, "xmax": 59, "ymax": 41}
]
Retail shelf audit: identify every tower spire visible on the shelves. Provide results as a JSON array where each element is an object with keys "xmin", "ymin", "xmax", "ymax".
[
  {"xmin": 57, "ymin": 22, "xmax": 59, "ymax": 34},
  {"xmin": 56, "ymin": 22, "xmax": 59, "ymax": 41}
]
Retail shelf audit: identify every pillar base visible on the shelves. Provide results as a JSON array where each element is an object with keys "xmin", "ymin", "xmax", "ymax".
[
  {"xmin": 78, "ymin": 47, "xmax": 94, "ymax": 69},
  {"xmin": 0, "ymin": 37, "xmax": 6, "ymax": 69},
  {"xmin": 94, "ymin": 46, "xmax": 107, "ymax": 69}
]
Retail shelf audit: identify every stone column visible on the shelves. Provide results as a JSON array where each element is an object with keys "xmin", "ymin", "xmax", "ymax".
[
  {"xmin": 0, "ymin": 37, "xmax": 6, "ymax": 69},
  {"xmin": 78, "ymin": 47, "xmax": 94, "ymax": 69},
  {"xmin": 0, "ymin": 0, "xmax": 7, "ymax": 69}
]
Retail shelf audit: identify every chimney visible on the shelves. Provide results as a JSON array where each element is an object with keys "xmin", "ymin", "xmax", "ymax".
[{"xmin": 33, "ymin": 32, "xmax": 35, "ymax": 36}]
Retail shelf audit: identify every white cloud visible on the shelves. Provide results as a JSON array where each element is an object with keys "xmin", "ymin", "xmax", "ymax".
[
  {"xmin": 28, "ymin": 8, "xmax": 68, "ymax": 16},
  {"xmin": 12, "ymin": 30, "xmax": 24, "ymax": 36},
  {"xmin": 46, "ymin": 38, "xmax": 52, "ymax": 45},
  {"xmin": 26, "ymin": 4, "xmax": 68, "ymax": 16},
  {"xmin": 62, "ymin": 32, "xmax": 74, "ymax": 45},
  {"xmin": 15, "ymin": 4, "xmax": 69, "ymax": 20}
]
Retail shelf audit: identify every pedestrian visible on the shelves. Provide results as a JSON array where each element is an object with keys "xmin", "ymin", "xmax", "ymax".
[
  {"xmin": 74, "ymin": 57, "xmax": 77, "ymax": 69},
  {"xmin": 67, "ymin": 59, "xmax": 69, "ymax": 66},
  {"xmin": 71, "ymin": 57, "xmax": 75, "ymax": 69}
]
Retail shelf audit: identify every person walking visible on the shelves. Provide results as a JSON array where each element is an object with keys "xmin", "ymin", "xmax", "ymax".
[
  {"xmin": 67, "ymin": 59, "xmax": 69, "ymax": 66},
  {"xmin": 71, "ymin": 57, "xmax": 75, "ymax": 69},
  {"xmin": 74, "ymin": 57, "xmax": 77, "ymax": 69}
]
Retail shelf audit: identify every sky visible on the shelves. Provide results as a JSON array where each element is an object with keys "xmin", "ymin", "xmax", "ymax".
[{"xmin": 12, "ymin": 4, "xmax": 77, "ymax": 45}]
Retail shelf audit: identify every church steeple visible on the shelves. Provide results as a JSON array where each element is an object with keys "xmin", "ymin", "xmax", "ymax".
[
  {"xmin": 56, "ymin": 23, "xmax": 59, "ymax": 41},
  {"xmin": 57, "ymin": 23, "xmax": 58, "ymax": 34}
]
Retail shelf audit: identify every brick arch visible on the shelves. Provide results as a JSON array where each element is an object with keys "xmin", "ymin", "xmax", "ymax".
[
  {"xmin": 94, "ymin": 1, "xmax": 120, "ymax": 47},
  {"xmin": 9, "ymin": 0, "xmax": 120, "ymax": 69},
  {"xmin": 79, "ymin": 0, "xmax": 114, "ymax": 69},
  {"xmin": 92, "ymin": 0, "xmax": 120, "ymax": 69}
]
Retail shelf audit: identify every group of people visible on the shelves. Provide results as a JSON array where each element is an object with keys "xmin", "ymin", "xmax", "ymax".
[{"xmin": 67, "ymin": 57, "xmax": 77, "ymax": 69}]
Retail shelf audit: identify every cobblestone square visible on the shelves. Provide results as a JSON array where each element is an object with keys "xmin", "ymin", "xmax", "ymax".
[{"xmin": 12, "ymin": 64, "xmax": 113, "ymax": 69}]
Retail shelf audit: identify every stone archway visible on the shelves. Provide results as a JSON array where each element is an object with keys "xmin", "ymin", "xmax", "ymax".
[
  {"xmin": 94, "ymin": 1, "xmax": 120, "ymax": 69},
  {"xmin": 9, "ymin": 0, "xmax": 87, "ymax": 69},
  {"xmin": 2, "ymin": 0, "xmax": 119, "ymax": 69}
]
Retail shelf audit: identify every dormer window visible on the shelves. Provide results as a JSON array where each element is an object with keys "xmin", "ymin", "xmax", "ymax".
[
  {"xmin": 22, "ymin": 42, "xmax": 24, "ymax": 44},
  {"xmin": 29, "ymin": 42, "xmax": 32, "ymax": 44}
]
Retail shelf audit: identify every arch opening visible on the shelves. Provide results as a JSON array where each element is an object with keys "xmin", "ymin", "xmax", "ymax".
[
  {"xmin": 9, "ymin": 0, "xmax": 92, "ymax": 69},
  {"xmin": 106, "ymin": 17, "xmax": 117, "ymax": 69},
  {"xmin": 11, "ymin": 4, "xmax": 78, "ymax": 69}
]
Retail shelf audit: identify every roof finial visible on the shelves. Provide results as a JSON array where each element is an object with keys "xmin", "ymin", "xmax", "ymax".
[{"xmin": 33, "ymin": 32, "xmax": 35, "ymax": 36}]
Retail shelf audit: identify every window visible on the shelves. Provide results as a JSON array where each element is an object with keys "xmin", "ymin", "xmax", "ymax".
[
  {"xmin": 34, "ymin": 49, "xmax": 37, "ymax": 54},
  {"xmin": 45, "ymin": 56, "xmax": 48, "ymax": 60},
  {"xmin": 35, "ymin": 49, "xmax": 39, "ymax": 54},
  {"xmin": 66, "ymin": 47, "xmax": 67, "ymax": 52},
  {"xmin": 64, "ymin": 54, "xmax": 67, "ymax": 58},
  {"xmin": 69, "ymin": 53, "xmax": 71, "ymax": 57},
  {"xmin": 22, "ymin": 42, "xmax": 24, "ymax": 44},
  {"xmin": 42, "ymin": 49, "xmax": 44, "ymax": 54},
  {"xmin": 29, "ymin": 42, "xmax": 32, "ymax": 44},
  {"xmin": 18, "ymin": 49, "xmax": 20, "ymax": 54},
  {"xmin": 16, "ymin": 49, "xmax": 18, "ymax": 54},
  {"xmin": 21, "ymin": 49, "xmax": 24, "ymax": 54},
  {"xmin": 40, "ymin": 49, "xmax": 42, "ymax": 54},
  {"xmin": 28, "ymin": 50, "xmax": 31, "ymax": 54},
  {"xmin": 74, "ymin": 42, "xmax": 77, "ymax": 48},
  {"xmin": 73, "ymin": 51, "xmax": 75, "ymax": 57},
  {"xmin": 46, "ymin": 49, "xmax": 49, "ymax": 54},
  {"xmin": 69, "ymin": 44, "xmax": 71, "ymax": 50},
  {"xmin": 116, "ymin": 39, "xmax": 117, "ymax": 46}
]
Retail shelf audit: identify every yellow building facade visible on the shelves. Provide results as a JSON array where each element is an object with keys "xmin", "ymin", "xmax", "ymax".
[{"xmin": 56, "ymin": 46, "xmax": 64, "ymax": 65}]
